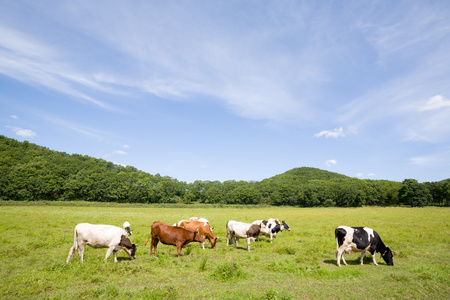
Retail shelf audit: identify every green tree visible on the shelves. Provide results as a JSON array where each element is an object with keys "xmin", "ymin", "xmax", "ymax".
[{"xmin": 398, "ymin": 179, "xmax": 432, "ymax": 207}]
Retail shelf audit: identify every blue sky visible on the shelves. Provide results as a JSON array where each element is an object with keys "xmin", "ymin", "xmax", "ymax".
[{"xmin": 1, "ymin": 0, "xmax": 449, "ymax": 183}]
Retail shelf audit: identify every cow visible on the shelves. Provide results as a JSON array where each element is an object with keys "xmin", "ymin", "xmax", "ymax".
[
  {"xmin": 176, "ymin": 220, "xmax": 218, "ymax": 249},
  {"xmin": 123, "ymin": 221, "xmax": 132, "ymax": 236},
  {"xmin": 252, "ymin": 218, "xmax": 291, "ymax": 242},
  {"xmin": 66, "ymin": 223, "xmax": 137, "ymax": 263},
  {"xmin": 189, "ymin": 217, "xmax": 213, "ymax": 231},
  {"xmin": 144, "ymin": 221, "xmax": 205, "ymax": 257},
  {"xmin": 174, "ymin": 217, "xmax": 212, "ymax": 231},
  {"xmin": 335, "ymin": 226, "xmax": 394, "ymax": 267},
  {"xmin": 226, "ymin": 220, "xmax": 262, "ymax": 252}
]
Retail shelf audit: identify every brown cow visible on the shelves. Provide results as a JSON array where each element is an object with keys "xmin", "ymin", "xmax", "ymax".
[
  {"xmin": 176, "ymin": 220, "xmax": 218, "ymax": 249},
  {"xmin": 144, "ymin": 221, "xmax": 205, "ymax": 257}
]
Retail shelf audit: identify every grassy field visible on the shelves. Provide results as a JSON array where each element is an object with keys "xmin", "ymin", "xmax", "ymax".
[{"xmin": 0, "ymin": 202, "xmax": 448, "ymax": 299}]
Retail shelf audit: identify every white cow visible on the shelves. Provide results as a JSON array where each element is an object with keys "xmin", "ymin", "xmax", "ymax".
[
  {"xmin": 66, "ymin": 223, "xmax": 137, "ymax": 263},
  {"xmin": 123, "ymin": 221, "xmax": 132, "ymax": 236},
  {"xmin": 226, "ymin": 221, "xmax": 262, "ymax": 252}
]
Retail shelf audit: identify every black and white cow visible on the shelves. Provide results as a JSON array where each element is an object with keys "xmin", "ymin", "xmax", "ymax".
[
  {"xmin": 252, "ymin": 218, "xmax": 291, "ymax": 242},
  {"xmin": 335, "ymin": 226, "xmax": 393, "ymax": 267}
]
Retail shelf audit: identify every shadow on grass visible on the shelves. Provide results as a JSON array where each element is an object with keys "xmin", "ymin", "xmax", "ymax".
[{"xmin": 324, "ymin": 256, "xmax": 388, "ymax": 266}]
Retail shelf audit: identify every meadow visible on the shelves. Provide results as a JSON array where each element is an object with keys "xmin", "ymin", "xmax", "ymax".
[{"xmin": 0, "ymin": 202, "xmax": 448, "ymax": 299}]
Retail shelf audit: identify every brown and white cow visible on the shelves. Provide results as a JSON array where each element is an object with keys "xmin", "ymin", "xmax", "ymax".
[
  {"xmin": 176, "ymin": 220, "xmax": 218, "ymax": 249},
  {"xmin": 144, "ymin": 221, "xmax": 205, "ymax": 257},
  {"xmin": 66, "ymin": 223, "xmax": 137, "ymax": 263},
  {"xmin": 226, "ymin": 220, "xmax": 262, "ymax": 252}
]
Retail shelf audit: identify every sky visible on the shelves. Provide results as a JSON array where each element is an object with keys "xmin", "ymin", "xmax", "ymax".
[{"xmin": 1, "ymin": 0, "xmax": 450, "ymax": 183}]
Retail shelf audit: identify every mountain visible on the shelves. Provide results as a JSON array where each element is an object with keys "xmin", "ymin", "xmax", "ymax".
[{"xmin": 263, "ymin": 167, "xmax": 350, "ymax": 184}]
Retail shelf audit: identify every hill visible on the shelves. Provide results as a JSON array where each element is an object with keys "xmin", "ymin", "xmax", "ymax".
[
  {"xmin": 264, "ymin": 167, "xmax": 349, "ymax": 183},
  {"xmin": 1, "ymin": 135, "xmax": 447, "ymax": 206}
]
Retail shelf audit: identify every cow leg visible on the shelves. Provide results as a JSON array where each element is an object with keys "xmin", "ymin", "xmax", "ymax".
[
  {"xmin": 151, "ymin": 238, "xmax": 159, "ymax": 258},
  {"xmin": 372, "ymin": 253, "xmax": 378, "ymax": 266},
  {"xmin": 270, "ymin": 232, "xmax": 273, "ymax": 243},
  {"xmin": 246, "ymin": 237, "xmax": 251, "ymax": 252},
  {"xmin": 232, "ymin": 237, "xmax": 238, "ymax": 249},
  {"xmin": 105, "ymin": 247, "xmax": 115, "ymax": 262},
  {"xmin": 360, "ymin": 251, "xmax": 366, "ymax": 265},
  {"xmin": 78, "ymin": 243, "xmax": 86, "ymax": 262},
  {"xmin": 113, "ymin": 250, "xmax": 119, "ymax": 262},
  {"xmin": 336, "ymin": 246, "xmax": 347, "ymax": 267},
  {"xmin": 176, "ymin": 244, "xmax": 182, "ymax": 257}
]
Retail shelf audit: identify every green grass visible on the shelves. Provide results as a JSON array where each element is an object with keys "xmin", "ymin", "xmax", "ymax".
[{"xmin": 0, "ymin": 202, "xmax": 449, "ymax": 299}]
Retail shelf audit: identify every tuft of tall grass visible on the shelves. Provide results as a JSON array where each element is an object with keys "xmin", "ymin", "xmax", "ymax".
[
  {"xmin": 199, "ymin": 256, "xmax": 208, "ymax": 271},
  {"xmin": 211, "ymin": 257, "xmax": 247, "ymax": 281}
]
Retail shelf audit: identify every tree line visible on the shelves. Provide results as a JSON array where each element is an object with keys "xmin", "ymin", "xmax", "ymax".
[{"xmin": 1, "ymin": 135, "xmax": 448, "ymax": 207}]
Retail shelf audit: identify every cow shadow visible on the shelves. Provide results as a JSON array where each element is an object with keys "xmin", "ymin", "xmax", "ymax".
[
  {"xmin": 116, "ymin": 257, "xmax": 134, "ymax": 262},
  {"xmin": 324, "ymin": 256, "xmax": 379, "ymax": 266}
]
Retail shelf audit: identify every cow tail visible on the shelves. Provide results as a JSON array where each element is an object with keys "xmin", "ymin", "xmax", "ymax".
[
  {"xmin": 73, "ymin": 228, "xmax": 79, "ymax": 251},
  {"xmin": 335, "ymin": 228, "xmax": 340, "ymax": 254},
  {"xmin": 144, "ymin": 233, "xmax": 152, "ymax": 246}
]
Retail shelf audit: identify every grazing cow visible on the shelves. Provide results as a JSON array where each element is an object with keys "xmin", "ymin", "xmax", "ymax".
[
  {"xmin": 123, "ymin": 221, "xmax": 132, "ymax": 236},
  {"xmin": 226, "ymin": 221, "xmax": 262, "ymax": 252},
  {"xmin": 176, "ymin": 220, "xmax": 218, "ymax": 249},
  {"xmin": 253, "ymin": 218, "xmax": 291, "ymax": 242},
  {"xmin": 144, "ymin": 221, "xmax": 205, "ymax": 257},
  {"xmin": 189, "ymin": 217, "xmax": 212, "ymax": 231},
  {"xmin": 66, "ymin": 223, "xmax": 137, "ymax": 263},
  {"xmin": 335, "ymin": 226, "xmax": 394, "ymax": 267}
]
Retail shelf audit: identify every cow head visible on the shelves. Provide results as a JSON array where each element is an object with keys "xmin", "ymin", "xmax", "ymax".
[
  {"xmin": 381, "ymin": 247, "xmax": 394, "ymax": 266},
  {"xmin": 193, "ymin": 230, "xmax": 206, "ymax": 243},
  {"xmin": 119, "ymin": 235, "xmax": 137, "ymax": 259},
  {"xmin": 210, "ymin": 236, "xmax": 218, "ymax": 248},
  {"xmin": 282, "ymin": 221, "xmax": 291, "ymax": 231}
]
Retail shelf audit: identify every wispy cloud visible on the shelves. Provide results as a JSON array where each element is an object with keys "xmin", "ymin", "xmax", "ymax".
[
  {"xmin": 0, "ymin": 25, "xmax": 117, "ymax": 111},
  {"xmin": 38, "ymin": 114, "xmax": 112, "ymax": 141},
  {"xmin": 418, "ymin": 95, "xmax": 450, "ymax": 112},
  {"xmin": 325, "ymin": 159, "xmax": 337, "ymax": 167},
  {"xmin": 113, "ymin": 150, "xmax": 127, "ymax": 155},
  {"xmin": 6, "ymin": 126, "xmax": 37, "ymax": 138},
  {"xmin": 315, "ymin": 127, "xmax": 345, "ymax": 138},
  {"xmin": 356, "ymin": 172, "xmax": 376, "ymax": 178},
  {"xmin": 409, "ymin": 150, "xmax": 450, "ymax": 167},
  {"xmin": 10, "ymin": 115, "xmax": 18, "ymax": 119}
]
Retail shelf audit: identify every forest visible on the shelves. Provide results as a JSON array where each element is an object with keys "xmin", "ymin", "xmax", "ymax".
[{"xmin": 1, "ymin": 135, "xmax": 448, "ymax": 206}]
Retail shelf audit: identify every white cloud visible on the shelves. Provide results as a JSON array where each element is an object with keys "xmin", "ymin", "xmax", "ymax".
[
  {"xmin": 325, "ymin": 159, "xmax": 337, "ymax": 167},
  {"xmin": 315, "ymin": 127, "xmax": 345, "ymax": 138},
  {"xmin": 356, "ymin": 172, "xmax": 376, "ymax": 178},
  {"xmin": 410, "ymin": 155, "xmax": 436, "ymax": 166},
  {"xmin": 418, "ymin": 95, "xmax": 450, "ymax": 112},
  {"xmin": 6, "ymin": 126, "xmax": 37, "ymax": 138},
  {"xmin": 122, "ymin": 144, "xmax": 129, "ymax": 149},
  {"xmin": 113, "ymin": 150, "xmax": 127, "ymax": 155},
  {"xmin": 10, "ymin": 115, "xmax": 18, "ymax": 119}
]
